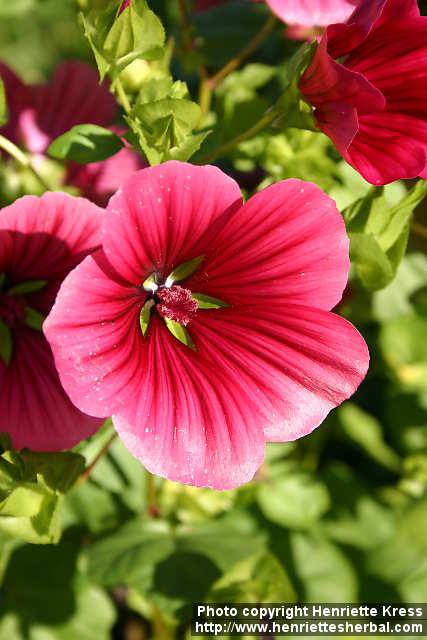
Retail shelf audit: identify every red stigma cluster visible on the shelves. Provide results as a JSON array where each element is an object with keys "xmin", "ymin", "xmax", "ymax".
[{"xmin": 156, "ymin": 285, "xmax": 198, "ymax": 326}]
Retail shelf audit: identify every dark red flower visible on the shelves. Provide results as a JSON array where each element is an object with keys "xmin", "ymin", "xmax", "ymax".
[{"xmin": 299, "ymin": 0, "xmax": 427, "ymax": 185}]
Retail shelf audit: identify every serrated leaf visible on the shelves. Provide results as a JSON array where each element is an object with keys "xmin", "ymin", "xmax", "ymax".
[
  {"xmin": 165, "ymin": 256, "xmax": 204, "ymax": 286},
  {"xmin": 48, "ymin": 124, "xmax": 123, "ymax": 164},
  {"xmin": 344, "ymin": 181, "xmax": 427, "ymax": 291},
  {"xmin": 139, "ymin": 299, "xmax": 153, "ymax": 336},
  {"xmin": 0, "ymin": 77, "xmax": 7, "ymax": 128},
  {"xmin": 0, "ymin": 320, "xmax": 12, "ymax": 366},
  {"xmin": 8, "ymin": 279, "xmax": 47, "ymax": 295},
  {"xmin": 81, "ymin": 0, "xmax": 165, "ymax": 81},
  {"xmin": 163, "ymin": 318, "xmax": 196, "ymax": 351},
  {"xmin": 192, "ymin": 292, "xmax": 229, "ymax": 309}
]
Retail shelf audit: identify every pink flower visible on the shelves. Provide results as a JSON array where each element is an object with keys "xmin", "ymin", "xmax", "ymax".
[
  {"xmin": 265, "ymin": 0, "xmax": 360, "ymax": 27},
  {"xmin": 0, "ymin": 192, "xmax": 104, "ymax": 451},
  {"xmin": 45, "ymin": 161, "xmax": 369, "ymax": 490},
  {"xmin": 0, "ymin": 61, "xmax": 144, "ymax": 204},
  {"xmin": 299, "ymin": 0, "xmax": 427, "ymax": 185},
  {"xmin": 119, "ymin": 0, "xmax": 131, "ymax": 12}
]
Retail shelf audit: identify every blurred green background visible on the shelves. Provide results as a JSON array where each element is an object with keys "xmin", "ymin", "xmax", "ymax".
[{"xmin": 1, "ymin": 1, "xmax": 427, "ymax": 639}]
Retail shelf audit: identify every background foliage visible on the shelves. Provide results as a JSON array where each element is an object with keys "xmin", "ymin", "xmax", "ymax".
[{"xmin": 1, "ymin": 1, "xmax": 427, "ymax": 639}]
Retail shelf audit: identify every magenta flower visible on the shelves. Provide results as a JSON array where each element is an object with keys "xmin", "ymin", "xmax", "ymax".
[
  {"xmin": 265, "ymin": 0, "xmax": 360, "ymax": 27},
  {"xmin": 299, "ymin": 0, "xmax": 427, "ymax": 185},
  {"xmin": 44, "ymin": 161, "xmax": 369, "ymax": 490},
  {"xmin": 0, "ymin": 61, "xmax": 144, "ymax": 204},
  {"xmin": 0, "ymin": 192, "xmax": 104, "ymax": 451}
]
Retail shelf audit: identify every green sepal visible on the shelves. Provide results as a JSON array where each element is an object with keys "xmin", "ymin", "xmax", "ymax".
[
  {"xmin": 0, "ymin": 320, "xmax": 12, "ymax": 367},
  {"xmin": 192, "ymin": 292, "xmax": 229, "ymax": 309},
  {"xmin": 9, "ymin": 280, "xmax": 47, "ymax": 295},
  {"xmin": 163, "ymin": 318, "xmax": 196, "ymax": 352},
  {"xmin": 142, "ymin": 273, "xmax": 158, "ymax": 292},
  {"xmin": 139, "ymin": 299, "xmax": 154, "ymax": 337},
  {"xmin": 165, "ymin": 255, "xmax": 204, "ymax": 287},
  {"xmin": 24, "ymin": 307, "xmax": 45, "ymax": 332}
]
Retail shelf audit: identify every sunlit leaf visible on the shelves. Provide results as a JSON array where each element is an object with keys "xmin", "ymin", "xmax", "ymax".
[{"xmin": 48, "ymin": 124, "xmax": 123, "ymax": 164}]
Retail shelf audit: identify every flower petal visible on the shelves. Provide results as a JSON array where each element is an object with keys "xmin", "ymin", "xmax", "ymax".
[
  {"xmin": 0, "ymin": 62, "xmax": 31, "ymax": 145},
  {"xmin": 265, "ymin": 0, "xmax": 360, "ymax": 28},
  {"xmin": 346, "ymin": 113, "xmax": 426, "ymax": 185},
  {"xmin": 66, "ymin": 146, "xmax": 145, "ymax": 207},
  {"xmin": 44, "ymin": 251, "xmax": 148, "ymax": 418},
  {"xmin": 103, "ymin": 161, "xmax": 243, "ymax": 285},
  {"xmin": 0, "ymin": 329, "xmax": 101, "ymax": 451},
  {"xmin": 0, "ymin": 192, "xmax": 103, "ymax": 311},
  {"xmin": 20, "ymin": 61, "xmax": 117, "ymax": 154},
  {"xmin": 191, "ymin": 303, "xmax": 369, "ymax": 443},
  {"xmin": 188, "ymin": 179, "xmax": 350, "ymax": 311}
]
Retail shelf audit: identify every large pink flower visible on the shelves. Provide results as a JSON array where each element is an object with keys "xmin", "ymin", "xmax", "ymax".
[
  {"xmin": 265, "ymin": 0, "xmax": 360, "ymax": 27},
  {"xmin": 0, "ymin": 192, "xmax": 104, "ymax": 450},
  {"xmin": 44, "ymin": 161, "xmax": 369, "ymax": 490},
  {"xmin": 299, "ymin": 0, "xmax": 427, "ymax": 185},
  {"xmin": 0, "ymin": 60, "xmax": 144, "ymax": 204}
]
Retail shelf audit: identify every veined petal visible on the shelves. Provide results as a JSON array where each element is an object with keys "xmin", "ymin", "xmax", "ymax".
[
  {"xmin": 0, "ymin": 329, "xmax": 101, "ymax": 451},
  {"xmin": 265, "ymin": 0, "xmax": 360, "ymax": 28},
  {"xmin": 44, "ymin": 251, "xmax": 148, "ymax": 418},
  {"xmin": 20, "ymin": 61, "xmax": 117, "ymax": 154},
  {"xmin": 188, "ymin": 179, "xmax": 350, "ymax": 311},
  {"xmin": 102, "ymin": 161, "xmax": 243, "ymax": 285},
  {"xmin": 0, "ymin": 62, "xmax": 31, "ymax": 145},
  {"xmin": 347, "ymin": 114, "xmax": 426, "ymax": 185},
  {"xmin": 0, "ymin": 192, "xmax": 103, "ymax": 312},
  {"xmin": 113, "ymin": 303, "xmax": 368, "ymax": 490}
]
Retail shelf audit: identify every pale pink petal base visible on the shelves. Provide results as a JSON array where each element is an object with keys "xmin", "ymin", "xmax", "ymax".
[{"xmin": 265, "ymin": 0, "xmax": 361, "ymax": 27}]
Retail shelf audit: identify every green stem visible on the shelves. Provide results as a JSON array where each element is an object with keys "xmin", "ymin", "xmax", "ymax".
[
  {"xmin": 146, "ymin": 470, "xmax": 159, "ymax": 517},
  {"xmin": 78, "ymin": 433, "xmax": 117, "ymax": 484},
  {"xmin": 113, "ymin": 77, "xmax": 132, "ymax": 115},
  {"xmin": 209, "ymin": 14, "xmax": 276, "ymax": 88},
  {"xmin": 177, "ymin": 0, "xmax": 193, "ymax": 53},
  {"xmin": 0, "ymin": 134, "xmax": 51, "ymax": 191},
  {"xmin": 197, "ymin": 14, "xmax": 276, "ymax": 122},
  {"xmin": 198, "ymin": 107, "xmax": 281, "ymax": 164}
]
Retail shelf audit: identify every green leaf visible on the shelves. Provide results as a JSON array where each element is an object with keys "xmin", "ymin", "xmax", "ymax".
[
  {"xmin": 0, "ymin": 448, "xmax": 85, "ymax": 544},
  {"xmin": 127, "ymin": 89, "xmax": 210, "ymax": 165},
  {"xmin": 291, "ymin": 531, "xmax": 359, "ymax": 601},
  {"xmin": 344, "ymin": 181, "xmax": 427, "ymax": 291},
  {"xmin": 380, "ymin": 314, "xmax": 427, "ymax": 393},
  {"xmin": 87, "ymin": 518, "xmax": 174, "ymax": 586},
  {"xmin": 0, "ymin": 541, "xmax": 116, "ymax": 640},
  {"xmin": 257, "ymin": 468, "xmax": 331, "ymax": 529},
  {"xmin": 81, "ymin": 0, "xmax": 165, "ymax": 81},
  {"xmin": 338, "ymin": 403, "xmax": 401, "ymax": 472},
  {"xmin": 8, "ymin": 279, "xmax": 47, "ymax": 295},
  {"xmin": 0, "ymin": 320, "xmax": 12, "ymax": 366},
  {"xmin": 24, "ymin": 307, "xmax": 44, "ymax": 332},
  {"xmin": 192, "ymin": 293, "xmax": 229, "ymax": 309},
  {"xmin": 0, "ymin": 77, "xmax": 7, "ymax": 128},
  {"xmin": 165, "ymin": 255, "xmax": 204, "ymax": 286},
  {"xmin": 48, "ymin": 124, "xmax": 123, "ymax": 164},
  {"xmin": 210, "ymin": 551, "xmax": 296, "ymax": 603},
  {"xmin": 163, "ymin": 318, "xmax": 196, "ymax": 351},
  {"xmin": 139, "ymin": 299, "xmax": 154, "ymax": 336}
]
